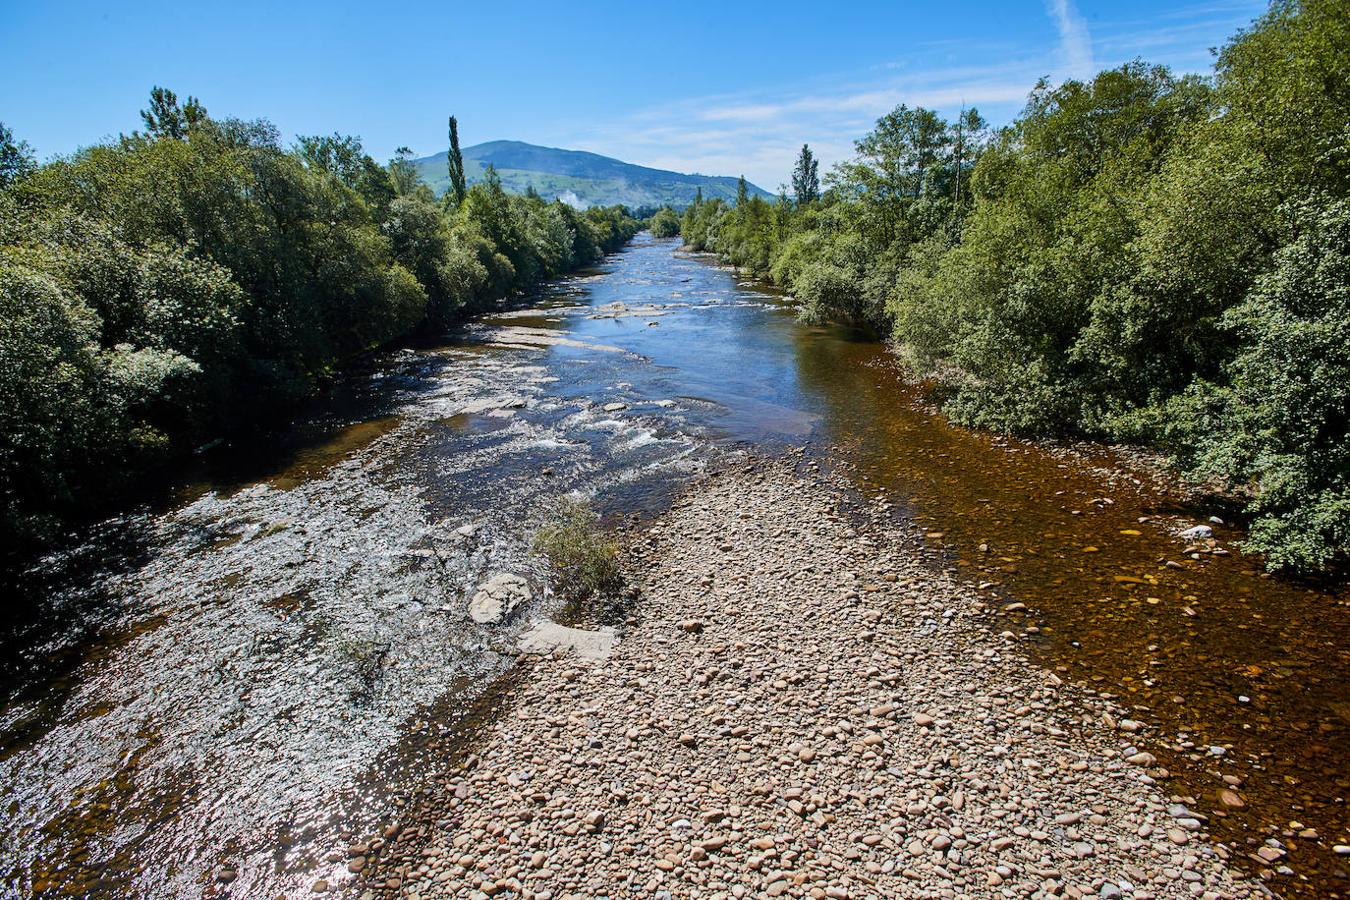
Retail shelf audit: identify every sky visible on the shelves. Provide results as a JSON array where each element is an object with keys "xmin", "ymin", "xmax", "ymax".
[{"xmin": 1, "ymin": 0, "xmax": 1269, "ymax": 190}]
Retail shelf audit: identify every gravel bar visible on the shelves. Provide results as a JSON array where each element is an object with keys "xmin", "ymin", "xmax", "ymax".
[{"xmin": 353, "ymin": 458, "xmax": 1257, "ymax": 900}]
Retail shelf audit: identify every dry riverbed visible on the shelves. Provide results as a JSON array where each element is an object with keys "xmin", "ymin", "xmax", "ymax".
[{"xmin": 348, "ymin": 456, "xmax": 1259, "ymax": 900}]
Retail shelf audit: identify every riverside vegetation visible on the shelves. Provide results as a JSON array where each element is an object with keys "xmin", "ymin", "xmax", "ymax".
[
  {"xmin": 677, "ymin": 0, "xmax": 1349, "ymax": 575},
  {"xmin": 0, "ymin": 97, "xmax": 638, "ymax": 557}
]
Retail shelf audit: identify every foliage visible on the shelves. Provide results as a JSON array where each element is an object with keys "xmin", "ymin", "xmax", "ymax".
[
  {"xmin": 531, "ymin": 497, "xmax": 622, "ymax": 601},
  {"xmin": 648, "ymin": 206, "xmax": 681, "ymax": 238},
  {"xmin": 446, "ymin": 115, "xmax": 467, "ymax": 207},
  {"xmin": 1164, "ymin": 198, "xmax": 1350, "ymax": 572},
  {"xmin": 792, "ymin": 144, "xmax": 820, "ymax": 205},
  {"xmin": 686, "ymin": 0, "xmax": 1349, "ymax": 571},
  {"xmin": 0, "ymin": 92, "xmax": 637, "ymax": 557},
  {"xmin": 140, "ymin": 87, "xmax": 208, "ymax": 140},
  {"xmin": 0, "ymin": 122, "xmax": 36, "ymax": 188}
]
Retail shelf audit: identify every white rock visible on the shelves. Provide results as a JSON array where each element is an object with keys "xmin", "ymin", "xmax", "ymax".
[
  {"xmin": 468, "ymin": 574, "xmax": 532, "ymax": 624},
  {"xmin": 517, "ymin": 621, "xmax": 617, "ymax": 660},
  {"xmin": 1178, "ymin": 524, "xmax": 1213, "ymax": 540}
]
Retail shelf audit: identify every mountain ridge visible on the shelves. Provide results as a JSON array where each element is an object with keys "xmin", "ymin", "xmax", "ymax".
[{"xmin": 413, "ymin": 140, "xmax": 772, "ymax": 209}]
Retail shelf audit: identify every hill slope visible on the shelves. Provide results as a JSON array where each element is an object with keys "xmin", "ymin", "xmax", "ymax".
[{"xmin": 413, "ymin": 140, "xmax": 771, "ymax": 209}]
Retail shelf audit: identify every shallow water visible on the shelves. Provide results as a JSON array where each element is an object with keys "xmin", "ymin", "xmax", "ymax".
[{"xmin": 1, "ymin": 235, "xmax": 1345, "ymax": 897}]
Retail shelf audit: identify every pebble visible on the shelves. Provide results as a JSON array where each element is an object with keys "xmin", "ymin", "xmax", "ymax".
[{"xmin": 355, "ymin": 460, "xmax": 1256, "ymax": 899}]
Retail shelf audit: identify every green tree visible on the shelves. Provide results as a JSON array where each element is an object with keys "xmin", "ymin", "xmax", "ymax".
[
  {"xmin": 389, "ymin": 146, "xmax": 420, "ymax": 196},
  {"xmin": 649, "ymin": 206, "xmax": 680, "ymax": 238},
  {"xmin": 140, "ymin": 86, "xmax": 207, "ymax": 140},
  {"xmin": 1167, "ymin": 198, "xmax": 1350, "ymax": 572},
  {"xmin": 0, "ymin": 122, "xmax": 35, "ymax": 188},
  {"xmin": 447, "ymin": 115, "xmax": 467, "ymax": 207},
  {"xmin": 831, "ymin": 104, "xmax": 951, "ymax": 245},
  {"xmin": 791, "ymin": 144, "xmax": 819, "ymax": 205},
  {"xmin": 951, "ymin": 107, "xmax": 988, "ymax": 210},
  {"xmin": 736, "ymin": 175, "xmax": 749, "ymax": 206}
]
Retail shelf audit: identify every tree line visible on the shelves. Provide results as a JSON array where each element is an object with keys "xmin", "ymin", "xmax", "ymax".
[
  {"xmin": 0, "ymin": 92, "xmax": 638, "ymax": 557},
  {"xmin": 681, "ymin": 0, "xmax": 1348, "ymax": 574}
]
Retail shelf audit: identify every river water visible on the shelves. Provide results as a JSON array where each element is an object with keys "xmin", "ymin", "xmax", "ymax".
[{"xmin": 1, "ymin": 234, "xmax": 1346, "ymax": 898}]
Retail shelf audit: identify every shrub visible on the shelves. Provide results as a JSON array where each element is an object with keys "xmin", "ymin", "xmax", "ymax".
[
  {"xmin": 531, "ymin": 497, "xmax": 622, "ymax": 601},
  {"xmin": 0, "ymin": 93, "xmax": 639, "ymax": 556},
  {"xmin": 1166, "ymin": 198, "xmax": 1350, "ymax": 572}
]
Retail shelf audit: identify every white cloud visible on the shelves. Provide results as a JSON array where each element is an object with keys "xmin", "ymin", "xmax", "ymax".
[
  {"xmin": 1047, "ymin": 0, "xmax": 1096, "ymax": 79},
  {"xmin": 564, "ymin": 55, "xmax": 1044, "ymax": 188},
  {"xmin": 546, "ymin": 0, "xmax": 1261, "ymax": 190}
]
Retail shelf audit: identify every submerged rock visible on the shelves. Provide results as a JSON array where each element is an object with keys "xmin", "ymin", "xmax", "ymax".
[{"xmin": 468, "ymin": 574, "xmax": 532, "ymax": 624}]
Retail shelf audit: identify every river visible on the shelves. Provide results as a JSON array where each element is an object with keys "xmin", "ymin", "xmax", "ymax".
[{"xmin": 1, "ymin": 234, "xmax": 1346, "ymax": 897}]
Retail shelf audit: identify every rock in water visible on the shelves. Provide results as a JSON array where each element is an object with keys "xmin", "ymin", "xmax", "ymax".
[
  {"xmin": 468, "ymin": 574, "xmax": 532, "ymax": 624},
  {"xmin": 517, "ymin": 622, "xmax": 616, "ymax": 660}
]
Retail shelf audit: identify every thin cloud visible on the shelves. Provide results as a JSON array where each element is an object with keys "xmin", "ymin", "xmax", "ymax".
[
  {"xmin": 1047, "ymin": 0, "xmax": 1096, "ymax": 78},
  {"xmin": 549, "ymin": 0, "xmax": 1258, "ymax": 189}
]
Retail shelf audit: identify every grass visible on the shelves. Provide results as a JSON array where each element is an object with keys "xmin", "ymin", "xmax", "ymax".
[{"xmin": 531, "ymin": 497, "xmax": 622, "ymax": 602}]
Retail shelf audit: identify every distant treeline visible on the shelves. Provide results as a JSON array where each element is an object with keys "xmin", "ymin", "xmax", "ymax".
[
  {"xmin": 683, "ymin": 0, "xmax": 1348, "ymax": 573},
  {"xmin": 0, "ymin": 95, "xmax": 638, "ymax": 556}
]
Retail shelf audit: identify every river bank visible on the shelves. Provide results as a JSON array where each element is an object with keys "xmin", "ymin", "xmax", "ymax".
[
  {"xmin": 354, "ymin": 456, "xmax": 1256, "ymax": 899},
  {"xmin": 3, "ymin": 236, "xmax": 1343, "ymax": 897}
]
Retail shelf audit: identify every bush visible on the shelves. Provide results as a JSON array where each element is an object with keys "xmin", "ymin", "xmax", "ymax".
[
  {"xmin": 0, "ymin": 265, "xmax": 115, "ymax": 547},
  {"xmin": 0, "ymin": 93, "xmax": 639, "ymax": 555},
  {"xmin": 1166, "ymin": 198, "xmax": 1350, "ymax": 572},
  {"xmin": 531, "ymin": 497, "xmax": 622, "ymax": 601}
]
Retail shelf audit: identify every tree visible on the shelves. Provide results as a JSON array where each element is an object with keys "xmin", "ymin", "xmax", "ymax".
[
  {"xmin": 951, "ymin": 107, "xmax": 987, "ymax": 208},
  {"xmin": 736, "ymin": 175, "xmax": 749, "ymax": 207},
  {"xmin": 390, "ymin": 146, "xmax": 419, "ymax": 196},
  {"xmin": 297, "ymin": 132, "xmax": 366, "ymax": 183},
  {"xmin": 296, "ymin": 132, "xmax": 395, "ymax": 210},
  {"xmin": 791, "ymin": 144, "xmax": 819, "ymax": 205},
  {"xmin": 447, "ymin": 115, "xmax": 467, "ymax": 207},
  {"xmin": 1168, "ymin": 197, "xmax": 1350, "ymax": 572},
  {"xmin": 140, "ymin": 86, "xmax": 207, "ymax": 140},
  {"xmin": 830, "ymin": 104, "xmax": 952, "ymax": 245},
  {"xmin": 649, "ymin": 206, "xmax": 680, "ymax": 238},
  {"xmin": 0, "ymin": 122, "xmax": 35, "ymax": 188}
]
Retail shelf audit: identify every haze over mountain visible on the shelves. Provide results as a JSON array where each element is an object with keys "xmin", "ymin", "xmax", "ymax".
[{"xmin": 413, "ymin": 141, "xmax": 771, "ymax": 209}]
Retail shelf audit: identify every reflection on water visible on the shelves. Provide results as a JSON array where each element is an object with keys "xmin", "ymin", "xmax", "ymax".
[{"xmin": 0, "ymin": 235, "xmax": 1345, "ymax": 897}]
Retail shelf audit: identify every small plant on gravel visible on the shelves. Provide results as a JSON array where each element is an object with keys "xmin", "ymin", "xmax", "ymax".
[{"xmin": 532, "ymin": 497, "xmax": 622, "ymax": 601}]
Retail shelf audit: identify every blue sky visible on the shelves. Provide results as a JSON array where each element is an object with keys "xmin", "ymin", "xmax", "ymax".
[{"xmin": 2, "ymin": 0, "xmax": 1268, "ymax": 189}]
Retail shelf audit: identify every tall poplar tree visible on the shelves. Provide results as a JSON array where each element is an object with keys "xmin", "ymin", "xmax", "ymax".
[
  {"xmin": 736, "ymin": 175, "xmax": 749, "ymax": 206},
  {"xmin": 447, "ymin": 115, "xmax": 467, "ymax": 206}
]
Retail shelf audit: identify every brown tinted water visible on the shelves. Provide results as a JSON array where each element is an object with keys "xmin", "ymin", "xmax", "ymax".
[
  {"xmin": 0, "ymin": 235, "xmax": 1344, "ymax": 896},
  {"xmin": 784, "ymin": 329, "xmax": 1350, "ymax": 896}
]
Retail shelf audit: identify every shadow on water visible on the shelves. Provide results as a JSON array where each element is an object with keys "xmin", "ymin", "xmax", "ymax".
[{"xmin": 0, "ymin": 521, "xmax": 155, "ymax": 748}]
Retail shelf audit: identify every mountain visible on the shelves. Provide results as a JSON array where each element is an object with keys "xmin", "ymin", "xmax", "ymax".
[{"xmin": 412, "ymin": 140, "xmax": 772, "ymax": 209}]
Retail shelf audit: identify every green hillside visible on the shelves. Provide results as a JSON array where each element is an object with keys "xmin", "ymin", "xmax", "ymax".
[{"xmin": 413, "ymin": 140, "xmax": 771, "ymax": 209}]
